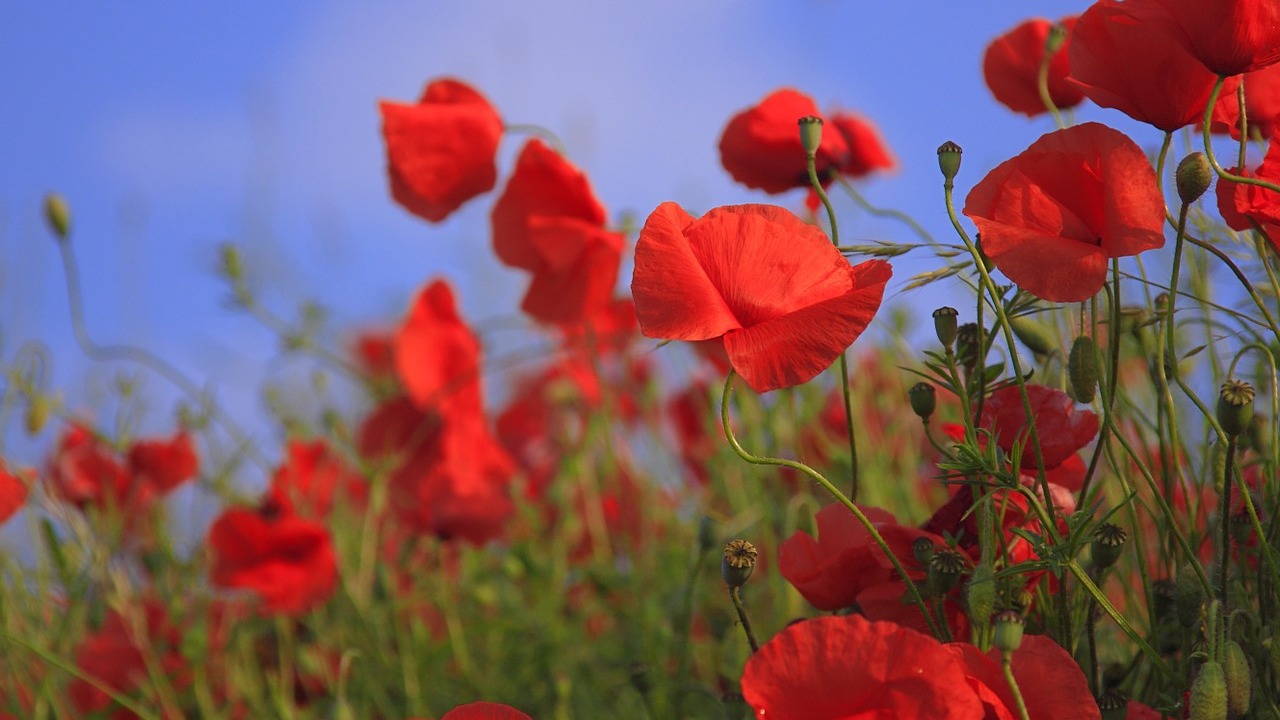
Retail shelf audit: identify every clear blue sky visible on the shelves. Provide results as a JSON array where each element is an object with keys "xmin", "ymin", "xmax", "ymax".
[{"xmin": 4, "ymin": 0, "xmax": 1140, "ymax": 480}]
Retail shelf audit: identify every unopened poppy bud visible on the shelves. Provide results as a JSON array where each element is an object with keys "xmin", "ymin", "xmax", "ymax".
[
  {"xmin": 1097, "ymin": 690, "xmax": 1127, "ymax": 720},
  {"xmin": 1217, "ymin": 379, "xmax": 1255, "ymax": 438},
  {"xmin": 1176, "ymin": 152, "xmax": 1213, "ymax": 205},
  {"xmin": 956, "ymin": 323, "xmax": 981, "ymax": 374},
  {"xmin": 937, "ymin": 141, "xmax": 963, "ymax": 182},
  {"xmin": 1090, "ymin": 522, "xmax": 1127, "ymax": 571},
  {"xmin": 1223, "ymin": 640, "xmax": 1251, "ymax": 715},
  {"xmin": 1045, "ymin": 23, "xmax": 1068, "ymax": 55},
  {"xmin": 993, "ymin": 610, "xmax": 1025, "ymax": 654},
  {"xmin": 1009, "ymin": 315, "xmax": 1056, "ymax": 357},
  {"xmin": 966, "ymin": 562, "xmax": 996, "ymax": 624},
  {"xmin": 933, "ymin": 306, "xmax": 959, "ymax": 349},
  {"xmin": 1068, "ymin": 335, "xmax": 1099, "ymax": 404},
  {"xmin": 929, "ymin": 547, "xmax": 966, "ymax": 594},
  {"xmin": 721, "ymin": 539, "xmax": 757, "ymax": 588},
  {"xmin": 912, "ymin": 537, "xmax": 935, "ymax": 567},
  {"xmin": 1189, "ymin": 661, "xmax": 1228, "ymax": 720},
  {"xmin": 974, "ymin": 233, "xmax": 996, "ymax": 273},
  {"xmin": 909, "ymin": 382, "xmax": 937, "ymax": 421},
  {"xmin": 24, "ymin": 395, "xmax": 49, "ymax": 435},
  {"xmin": 1174, "ymin": 565, "xmax": 1205, "ymax": 628},
  {"xmin": 43, "ymin": 193, "xmax": 70, "ymax": 241},
  {"xmin": 798, "ymin": 116, "xmax": 824, "ymax": 158}
]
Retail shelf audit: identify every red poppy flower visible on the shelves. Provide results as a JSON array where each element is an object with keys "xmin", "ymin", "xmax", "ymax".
[
  {"xmin": 69, "ymin": 601, "xmax": 188, "ymax": 720},
  {"xmin": 1210, "ymin": 65, "xmax": 1280, "ymax": 139},
  {"xmin": 983, "ymin": 17, "xmax": 1084, "ymax": 117},
  {"xmin": 1155, "ymin": 0, "xmax": 1280, "ymax": 76},
  {"xmin": 980, "ymin": 384, "xmax": 1099, "ymax": 470},
  {"xmin": 963, "ymin": 123, "xmax": 1166, "ymax": 303},
  {"xmin": 631, "ymin": 203, "xmax": 891, "ymax": 392},
  {"xmin": 778, "ymin": 504, "xmax": 899, "ymax": 611},
  {"xmin": 271, "ymin": 439, "xmax": 366, "ymax": 518},
  {"xmin": 438, "ymin": 701, "xmax": 533, "ymax": 720},
  {"xmin": 48, "ymin": 425, "xmax": 198, "ymax": 517},
  {"xmin": 208, "ymin": 489, "xmax": 338, "ymax": 615},
  {"xmin": 1068, "ymin": 0, "xmax": 1218, "ymax": 131},
  {"xmin": 1216, "ymin": 134, "xmax": 1280, "ymax": 235},
  {"xmin": 718, "ymin": 89, "xmax": 849, "ymax": 194},
  {"xmin": 491, "ymin": 139, "xmax": 624, "ymax": 326},
  {"xmin": 828, "ymin": 111, "xmax": 896, "ymax": 177},
  {"xmin": 0, "ymin": 464, "xmax": 29, "ymax": 525},
  {"xmin": 395, "ymin": 279, "xmax": 484, "ymax": 416},
  {"xmin": 127, "ymin": 430, "xmax": 198, "ymax": 495},
  {"xmin": 944, "ymin": 635, "xmax": 1100, "ymax": 720},
  {"xmin": 379, "ymin": 78, "xmax": 503, "ymax": 223}
]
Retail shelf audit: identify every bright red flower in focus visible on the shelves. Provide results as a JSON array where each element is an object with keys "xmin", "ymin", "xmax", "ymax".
[
  {"xmin": 396, "ymin": 279, "xmax": 484, "ymax": 416},
  {"xmin": 983, "ymin": 17, "xmax": 1084, "ymax": 117},
  {"xmin": 1155, "ymin": 0, "xmax": 1280, "ymax": 76},
  {"xmin": 981, "ymin": 384, "xmax": 1099, "ymax": 470},
  {"xmin": 631, "ymin": 203, "xmax": 891, "ymax": 392},
  {"xmin": 379, "ymin": 78, "xmax": 503, "ymax": 223},
  {"xmin": 718, "ymin": 89, "xmax": 895, "ymax": 194},
  {"xmin": 1068, "ymin": 0, "xmax": 1218, "ymax": 131},
  {"xmin": 1215, "ymin": 134, "xmax": 1280, "ymax": 237},
  {"xmin": 0, "ymin": 464, "xmax": 29, "ymax": 525},
  {"xmin": 778, "ymin": 504, "xmax": 898, "ymax": 611},
  {"xmin": 1210, "ymin": 64, "xmax": 1280, "ymax": 139},
  {"xmin": 491, "ymin": 139, "xmax": 624, "ymax": 326},
  {"xmin": 208, "ymin": 488, "xmax": 338, "ymax": 615},
  {"xmin": 963, "ymin": 122, "xmax": 1165, "ymax": 303}
]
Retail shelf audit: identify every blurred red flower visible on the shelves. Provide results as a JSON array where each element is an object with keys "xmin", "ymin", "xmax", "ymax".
[
  {"xmin": 1210, "ymin": 65, "xmax": 1280, "ymax": 139},
  {"xmin": 48, "ymin": 425, "xmax": 198, "ymax": 516},
  {"xmin": 379, "ymin": 78, "xmax": 503, "ymax": 223},
  {"xmin": 718, "ymin": 88, "xmax": 894, "ymax": 194},
  {"xmin": 271, "ymin": 439, "xmax": 367, "ymax": 519},
  {"xmin": 127, "ymin": 431, "xmax": 198, "ymax": 495},
  {"xmin": 1068, "ymin": 0, "xmax": 1217, "ymax": 131},
  {"xmin": 980, "ymin": 384, "xmax": 1099, "ymax": 470},
  {"xmin": 208, "ymin": 488, "xmax": 338, "ymax": 615},
  {"xmin": 1156, "ymin": 0, "xmax": 1280, "ymax": 76},
  {"xmin": 395, "ymin": 279, "xmax": 485, "ymax": 417},
  {"xmin": 491, "ymin": 139, "xmax": 624, "ymax": 326},
  {"xmin": 68, "ymin": 601, "xmax": 188, "ymax": 720},
  {"xmin": 438, "ymin": 701, "xmax": 533, "ymax": 719},
  {"xmin": 963, "ymin": 122, "xmax": 1165, "ymax": 303},
  {"xmin": 632, "ymin": 202, "xmax": 891, "ymax": 392},
  {"xmin": 983, "ymin": 17, "xmax": 1084, "ymax": 117},
  {"xmin": 0, "ymin": 464, "xmax": 29, "ymax": 525}
]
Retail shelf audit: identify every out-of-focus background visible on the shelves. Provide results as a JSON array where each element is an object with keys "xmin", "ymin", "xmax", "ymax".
[{"xmin": 2, "ymin": 0, "xmax": 1116, "ymax": 469}]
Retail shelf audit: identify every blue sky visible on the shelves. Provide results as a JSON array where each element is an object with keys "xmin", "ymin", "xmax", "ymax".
[{"xmin": 2, "ymin": 0, "xmax": 1137, "ymax": 478}]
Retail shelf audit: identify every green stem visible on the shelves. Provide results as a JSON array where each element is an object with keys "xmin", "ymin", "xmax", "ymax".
[
  {"xmin": 1220, "ymin": 436, "xmax": 1237, "ymax": 603},
  {"xmin": 1065, "ymin": 559, "xmax": 1176, "ymax": 680},
  {"xmin": 835, "ymin": 176, "xmax": 937, "ymax": 245},
  {"xmin": 1203, "ymin": 75, "xmax": 1280, "ymax": 195},
  {"xmin": 1002, "ymin": 653, "xmax": 1031, "ymax": 720},
  {"xmin": 728, "ymin": 586, "xmax": 760, "ymax": 653}
]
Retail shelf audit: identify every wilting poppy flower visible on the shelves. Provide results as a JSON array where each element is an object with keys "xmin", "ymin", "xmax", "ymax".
[
  {"xmin": 395, "ymin": 279, "xmax": 484, "ymax": 416},
  {"xmin": 1156, "ymin": 0, "xmax": 1280, "ymax": 76},
  {"xmin": 0, "ymin": 464, "xmax": 29, "ymax": 525},
  {"xmin": 980, "ymin": 384, "xmax": 1099, "ymax": 470},
  {"xmin": 208, "ymin": 488, "xmax": 338, "ymax": 615},
  {"xmin": 1210, "ymin": 65, "xmax": 1280, "ymax": 139},
  {"xmin": 963, "ymin": 123, "xmax": 1166, "ymax": 303},
  {"xmin": 491, "ymin": 139, "xmax": 624, "ymax": 326},
  {"xmin": 379, "ymin": 78, "xmax": 503, "ymax": 223},
  {"xmin": 1068, "ymin": 0, "xmax": 1218, "ymax": 131},
  {"xmin": 983, "ymin": 17, "xmax": 1084, "ymax": 117},
  {"xmin": 632, "ymin": 203, "xmax": 891, "ymax": 392}
]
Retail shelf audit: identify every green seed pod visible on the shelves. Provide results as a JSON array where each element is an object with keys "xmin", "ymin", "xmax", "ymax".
[
  {"xmin": 1176, "ymin": 152, "xmax": 1213, "ymax": 206},
  {"xmin": 1174, "ymin": 565, "xmax": 1205, "ymax": 629},
  {"xmin": 1217, "ymin": 379, "xmax": 1255, "ymax": 438},
  {"xmin": 1090, "ymin": 523, "xmax": 1127, "ymax": 571},
  {"xmin": 909, "ymin": 382, "xmax": 937, "ymax": 421},
  {"xmin": 929, "ymin": 548, "xmax": 966, "ymax": 594},
  {"xmin": 965, "ymin": 562, "xmax": 996, "ymax": 625},
  {"xmin": 1068, "ymin": 335, "xmax": 1099, "ymax": 404},
  {"xmin": 1045, "ymin": 22, "xmax": 1068, "ymax": 54},
  {"xmin": 1223, "ymin": 640, "xmax": 1251, "ymax": 716},
  {"xmin": 1097, "ymin": 690, "xmax": 1127, "ymax": 720},
  {"xmin": 912, "ymin": 537, "xmax": 935, "ymax": 568},
  {"xmin": 1009, "ymin": 316, "xmax": 1057, "ymax": 358},
  {"xmin": 721, "ymin": 539, "xmax": 757, "ymax": 588},
  {"xmin": 1189, "ymin": 661, "xmax": 1228, "ymax": 720},
  {"xmin": 933, "ymin": 306, "xmax": 959, "ymax": 350},
  {"xmin": 937, "ymin": 141, "xmax": 962, "ymax": 182},
  {"xmin": 956, "ymin": 323, "xmax": 981, "ymax": 375},
  {"xmin": 797, "ymin": 116, "xmax": 824, "ymax": 157},
  {"xmin": 1244, "ymin": 413, "xmax": 1271, "ymax": 457},
  {"xmin": 993, "ymin": 610, "xmax": 1025, "ymax": 654},
  {"xmin": 43, "ymin": 193, "xmax": 70, "ymax": 241}
]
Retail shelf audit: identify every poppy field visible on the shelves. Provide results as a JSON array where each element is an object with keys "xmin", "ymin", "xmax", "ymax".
[{"xmin": 6, "ymin": 2, "xmax": 1280, "ymax": 719}]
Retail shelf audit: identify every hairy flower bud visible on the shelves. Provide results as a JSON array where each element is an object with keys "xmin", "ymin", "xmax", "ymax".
[
  {"xmin": 1176, "ymin": 152, "xmax": 1213, "ymax": 205},
  {"xmin": 1223, "ymin": 640, "xmax": 1251, "ymax": 716},
  {"xmin": 1068, "ymin": 335, "xmax": 1098, "ymax": 404},
  {"xmin": 966, "ymin": 562, "xmax": 996, "ymax": 625},
  {"xmin": 1174, "ymin": 565, "xmax": 1205, "ymax": 628},
  {"xmin": 1189, "ymin": 661, "xmax": 1228, "ymax": 720},
  {"xmin": 1009, "ymin": 315, "xmax": 1056, "ymax": 357}
]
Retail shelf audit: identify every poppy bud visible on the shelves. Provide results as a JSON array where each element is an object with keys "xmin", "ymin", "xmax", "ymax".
[
  {"xmin": 993, "ymin": 610, "xmax": 1025, "ymax": 654},
  {"xmin": 909, "ymin": 382, "xmax": 937, "ymax": 421},
  {"xmin": 722, "ymin": 539, "xmax": 757, "ymax": 588},
  {"xmin": 1189, "ymin": 661, "xmax": 1228, "ymax": 720},
  {"xmin": 1097, "ymin": 690, "xmax": 1127, "ymax": 720},
  {"xmin": 1217, "ymin": 379, "xmax": 1255, "ymax": 438},
  {"xmin": 1009, "ymin": 315, "xmax": 1056, "ymax": 357},
  {"xmin": 929, "ymin": 547, "xmax": 966, "ymax": 594},
  {"xmin": 24, "ymin": 395, "xmax": 49, "ymax": 436},
  {"xmin": 912, "ymin": 537, "xmax": 935, "ymax": 567},
  {"xmin": 966, "ymin": 562, "xmax": 996, "ymax": 625},
  {"xmin": 956, "ymin": 323, "xmax": 982, "ymax": 374},
  {"xmin": 1068, "ymin": 335, "xmax": 1099, "ymax": 404},
  {"xmin": 43, "ymin": 193, "xmax": 70, "ymax": 241},
  {"xmin": 798, "ymin": 116, "xmax": 824, "ymax": 158},
  {"xmin": 1090, "ymin": 522, "xmax": 1127, "ymax": 571},
  {"xmin": 1176, "ymin": 152, "xmax": 1213, "ymax": 206},
  {"xmin": 1174, "ymin": 565, "xmax": 1204, "ymax": 629},
  {"xmin": 1223, "ymin": 640, "xmax": 1251, "ymax": 715},
  {"xmin": 937, "ymin": 141, "xmax": 963, "ymax": 182}
]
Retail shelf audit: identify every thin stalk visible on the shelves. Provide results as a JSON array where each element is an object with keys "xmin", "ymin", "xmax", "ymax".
[{"xmin": 728, "ymin": 586, "xmax": 760, "ymax": 653}]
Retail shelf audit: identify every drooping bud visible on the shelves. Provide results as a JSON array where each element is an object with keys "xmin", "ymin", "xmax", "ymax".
[
  {"xmin": 1189, "ymin": 661, "xmax": 1228, "ymax": 720},
  {"xmin": 1090, "ymin": 523, "xmax": 1127, "ymax": 571},
  {"xmin": 992, "ymin": 610, "xmax": 1025, "ymax": 654},
  {"xmin": 1068, "ymin": 335, "xmax": 1099, "ymax": 404},
  {"xmin": 1097, "ymin": 690, "xmax": 1127, "ymax": 720},
  {"xmin": 1174, "ymin": 565, "xmax": 1205, "ymax": 628},
  {"xmin": 933, "ymin": 306, "xmax": 959, "ymax": 350},
  {"xmin": 798, "ymin": 116, "xmax": 824, "ymax": 158},
  {"xmin": 965, "ymin": 562, "xmax": 996, "ymax": 626},
  {"xmin": 937, "ymin": 141, "xmax": 963, "ymax": 183},
  {"xmin": 721, "ymin": 539, "xmax": 757, "ymax": 588},
  {"xmin": 1217, "ymin": 379, "xmax": 1255, "ymax": 438},
  {"xmin": 43, "ymin": 193, "xmax": 70, "ymax": 241},
  {"xmin": 929, "ymin": 547, "xmax": 966, "ymax": 594},
  {"xmin": 909, "ymin": 382, "xmax": 937, "ymax": 421},
  {"xmin": 1176, "ymin": 152, "xmax": 1213, "ymax": 205},
  {"xmin": 1223, "ymin": 640, "xmax": 1251, "ymax": 716},
  {"xmin": 1009, "ymin": 315, "xmax": 1056, "ymax": 358}
]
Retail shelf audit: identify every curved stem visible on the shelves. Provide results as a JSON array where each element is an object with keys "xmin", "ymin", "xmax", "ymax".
[
  {"xmin": 1035, "ymin": 48, "xmax": 1065, "ymax": 129},
  {"xmin": 1203, "ymin": 76, "xmax": 1280, "ymax": 195},
  {"xmin": 834, "ymin": 176, "xmax": 937, "ymax": 245},
  {"xmin": 503, "ymin": 123, "xmax": 567, "ymax": 155}
]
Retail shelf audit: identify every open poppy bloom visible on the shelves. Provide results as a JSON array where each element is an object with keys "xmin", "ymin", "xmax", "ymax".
[
  {"xmin": 491, "ymin": 139, "xmax": 624, "ymax": 326},
  {"xmin": 983, "ymin": 17, "xmax": 1084, "ymax": 117},
  {"xmin": 1155, "ymin": 0, "xmax": 1280, "ymax": 76},
  {"xmin": 631, "ymin": 202, "xmax": 891, "ymax": 392},
  {"xmin": 1211, "ymin": 64, "xmax": 1280, "ymax": 139},
  {"xmin": 395, "ymin": 279, "xmax": 485, "ymax": 417},
  {"xmin": 740, "ymin": 614, "xmax": 1098, "ymax": 720},
  {"xmin": 69, "ymin": 601, "xmax": 189, "ymax": 719},
  {"xmin": 47, "ymin": 426, "xmax": 199, "ymax": 520},
  {"xmin": 963, "ymin": 123, "xmax": 1165, "ymax": 303},
  {"xmin": 380, "ymin": 78, "xmax": 503, "ymax": 223},
  {"xmin": 1068, "ymin": 0, "xmax": 1218, "ymax": 131},
  {"xmin": 778, "ymin": 504, "xmax": 900, "ymax": 611},
  {"xmin": 270, "ymin": 439, "xmax": 367, "ymax": 519},
  {"xmin": 980, "ymin": 384, "xmax": 1099, "ymax": 470}
]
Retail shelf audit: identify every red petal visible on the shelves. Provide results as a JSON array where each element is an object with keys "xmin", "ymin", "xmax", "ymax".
[
  {"xmin": 440, "ymin": 701, "xmax": 534, "ymax": 720},
  {"xmin": 983, "ymin": 18, "xmax": 1084, "ymax": 117},
  {"xmin": 395, "ymin": 279, "xmax": 484, "ymax": 416},
  {"xmin": 718, "ymin": 88, "xmax": 849, "ymax": 194}
]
